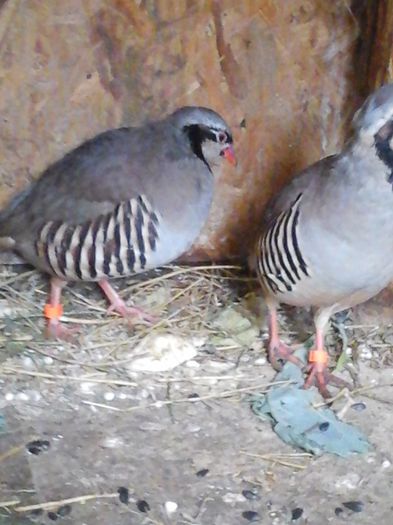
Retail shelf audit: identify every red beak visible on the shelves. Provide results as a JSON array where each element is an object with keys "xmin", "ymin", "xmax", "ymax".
[{"xmin": 222, "ymin": 145, "xmax": 237, "ymax": 166}]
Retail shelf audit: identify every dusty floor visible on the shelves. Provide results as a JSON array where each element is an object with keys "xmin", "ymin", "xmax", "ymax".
[{"xmin": 1, "ymin": 266, "xmax": 393, "ymax": 525}]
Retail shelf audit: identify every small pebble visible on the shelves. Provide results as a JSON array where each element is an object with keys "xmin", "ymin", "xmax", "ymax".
[
  {"xmin": 185, "ymin": 359, "xmax": 200, "ymax": 368},
  {"xmin": 223, "ymin": 492, "xmax": 246, "ymax": 504},
  {"xmin": 16, "ymin": 392, "xmax": 29, "ymax": 402},
  {"xmin": 342, "ymin": 500, "xmax": 364, "ymax": 513},
  {"xmin": 196, "ymin": 468, "xmax": 209, "ymax": 477},
  {"xmin": 164, "ymin": 501, "xmax": 178, "ymax": 515},
  {"xmin": 319, "ymin": 422, "xmax": 330, "ymax": 432},
  {"xmin": 186, "ymin": 424, "xmax": 201, "ymax": 433},
  {"xmin": 188, "ymin": 393, "xmax": 200, "ymax": 399},
  {"xmin": 351, "ymin": 402, "xmax": 366, "ymax": 412},
  {"xmin": 242, "ymin": 510, "xmax": 260, "ymax": 522},
  {"xmin": 104, "ymin": 392, "xmax": 115, "ymax": 402},
  {"xmin": 5, "ymin": 392, "xmax": 14, "ymax": 401},
  {"xmin": 118, "ymin": 392, "xmax": 128, "ymax": 400},
  {"xmin": 80, "ymin": 382, "xmax": 95, "ymax": 394},
  {"xmin": 382, "ymin": 459, "xmax": 391, "ymax": 469},
  {"xmin": 102, "ymin": 436, "xmax": 124, "ymax": 448},
  {"xmin": 291, "ymin": 507, "xmax": 303, "ymax": 520},
  {"xmin": 254, "ymin": 357, "xmax": 267, "ymax": 366},
  {"xmin": 26, "ymin": 439, "xmax": 50, "ymax": 455},
  {"xmin": 22, "ymin": 356, "xmax": 35, "ymax": 369},
  {"xmin": 47, "ymin": 511, "xmax": 58, "ymax": 521},
  {"xmin": 43, "ymin": 356, "xmax": 54, "ymax": 365},
  {"xmin": 335, "ymin": 473, "xmax": 360, "ymax": 490},
  {"xmin": 57, "ymin": 504, "xmax": 72, "ymax": 517},
  {"xmin": 137, "ymin": 499, "xmax": 150, "ymax": 513},
  {"xmin": 242, "ymin": 489, "xmax": 260, "ymax": 501},
  {"xmin": 117, "ymin": 487, "xmax": 129, "ymax": 505},
  {"xmin": 334, "ymin": 507, "xmax": 343, "ymax": 516}
]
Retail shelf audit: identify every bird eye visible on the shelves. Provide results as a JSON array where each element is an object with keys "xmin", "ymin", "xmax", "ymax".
[{"xmin": 218, "ymin": 132, "xmax": 227, "ymax": 143}]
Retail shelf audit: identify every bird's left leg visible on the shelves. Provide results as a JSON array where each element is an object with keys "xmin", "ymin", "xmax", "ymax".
[
  {"xmin": 267, "ymin": 303, "xmax": 303, "ymax": 370},
  {"xmin": 98, "ymin": 279, "xmax": 156, "ymax": 324},
  {"xmin": 304, "ymin": 307, "xmax": 349, "ymax": 398}
]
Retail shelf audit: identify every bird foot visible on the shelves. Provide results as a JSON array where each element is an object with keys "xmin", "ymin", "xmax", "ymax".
[
  {"xmin": 106, "ymin": 299, "xmax": 157, "ymax": 325},
  {"xmin": 268, "ymin": 339, "xmax": 304, "ymax": 371},
  {"xmin": 304, "ymin": 362, "xmax": 351, "ymax": 399},
  {"xmin": 45, "ymin": 320, "xmax": 80, "ymax": 341}
]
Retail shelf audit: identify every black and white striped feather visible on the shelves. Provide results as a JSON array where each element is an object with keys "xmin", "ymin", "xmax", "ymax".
[
  {"xmin": 34, "ymin": 195, "xmax": 159, "ymax": 281},
  {"xmin": 257, "ymin": 193, "xmax": 310, "ymax": 295}
]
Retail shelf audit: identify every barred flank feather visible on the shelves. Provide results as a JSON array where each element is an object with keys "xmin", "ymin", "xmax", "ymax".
[
  {"xmin": 34, "ymin": 195, "xmax": 160, "ymax": 281},
  {"xmin": 257, "ymin": 194, "xmax": 309, "ymax": 295}
]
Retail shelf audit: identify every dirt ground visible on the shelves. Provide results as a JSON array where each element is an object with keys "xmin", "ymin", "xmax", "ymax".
[{"xmin": 1, "ymin": 266, "xmax": 393, "ymax": 525}]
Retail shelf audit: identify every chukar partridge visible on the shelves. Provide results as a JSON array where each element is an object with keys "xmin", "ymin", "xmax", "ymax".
[
  {"xmin": 0, "ymin": 106, "xmax": 235, "ymax": 339},
  {"xmin": 255, "ymin": 83, "xmax": 393, "ymax": 397}
]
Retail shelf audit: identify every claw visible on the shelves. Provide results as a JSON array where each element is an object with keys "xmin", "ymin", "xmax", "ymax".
[
  {"xmin": 267, "ymin": 306, "xmax": 303, "ymax": 370},
  {"xmin": 268, "ymin": 340, "xmax": 304, "ymax": 371},
  {"xmin": 304, "ymin": 348, "xmax": 351, "ymax": 398},
  {"xmin": 45, "ymin": 320, "xmax": 80, "ymax": 341},
  {"xmin": 99, "ymin": 280, "xmax": 157, "ymax": 325},
  {"xmin": 106, "ymin": 300, "xmax": 157, "ymax": 324}
]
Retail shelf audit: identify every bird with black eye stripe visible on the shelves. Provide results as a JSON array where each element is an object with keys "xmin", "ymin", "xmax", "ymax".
[
  {"xmin": 0, "ymin": 106, "xmax": 236, "ymax": 339},
  {"xmin": 253, "ymin": 83, "xmax": 393, "ymax": 397}
]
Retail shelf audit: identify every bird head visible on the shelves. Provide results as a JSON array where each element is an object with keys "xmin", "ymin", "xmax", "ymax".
[
  {"xmin": 170, "ymin": 106, "xmax": 236, "ymax": 170},
  {"xmin": 352, "ymin": 84, "xmax": 393, "ymax": 177},
  {"xmin": 353, "ymin": 83, "xmax": 393, "ymax": 143}
]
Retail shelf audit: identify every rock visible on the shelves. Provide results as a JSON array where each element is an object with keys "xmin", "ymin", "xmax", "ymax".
[{"xmin": 127, "ymin": 334, "xmax": 198, "ymax": 373}]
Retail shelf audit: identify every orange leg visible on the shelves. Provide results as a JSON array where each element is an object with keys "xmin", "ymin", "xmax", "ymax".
[
  {"xmin": 267, "ymin": 306, "xmax": 303, "ymax": 370},
  {"xmin": 98, "ymin": 280, "xmax": 156, "ymax": 324},
  {"xmin": 44, "ymin": 277, "xmax": 79, "ymax": 340},
  {"xmin": 304, "ymin": 313, "xmax": 349, "ymax": 398}
]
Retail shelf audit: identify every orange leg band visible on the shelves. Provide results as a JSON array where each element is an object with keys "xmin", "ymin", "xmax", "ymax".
[
  {"xmin": 308, "ymin": 349, "xmax": 329, "ymax": 365},
  {"xmin": 44, "ymin": 303, "xmax": 64, "ymax": 320}
]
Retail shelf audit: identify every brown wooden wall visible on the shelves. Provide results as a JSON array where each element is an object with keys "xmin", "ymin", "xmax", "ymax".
[{"xmin": 0, "ymin": 1, "xmax": 381, "ymax": 261}]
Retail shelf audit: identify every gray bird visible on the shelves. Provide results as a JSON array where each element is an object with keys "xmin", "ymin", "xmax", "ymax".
[
  {"xmin": 0, "ymin": 106, "xmax": 236, "ymax": 339},
  {"xmin": 254, "ymin": 83, "xmax": 393, "ymax": 397}
]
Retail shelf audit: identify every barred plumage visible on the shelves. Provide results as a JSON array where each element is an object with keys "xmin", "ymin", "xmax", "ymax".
[
  {"xmin": 254, "ymin": 82, "xmax": 393, "ymax": 397},
  {"xmin": 257, "ymin": 193, "xmax": 309, "ymax": 295},
  {"xmin": 34, "ymin": 195, "xmax": 160, "ymax": 281},
  {"xmin": 0, "ymin": 105, "xmax": 235, "ymax": 339}
]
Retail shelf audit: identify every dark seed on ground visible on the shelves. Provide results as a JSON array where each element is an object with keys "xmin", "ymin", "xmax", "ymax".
[
  {"xmin": 319, "ymin": 422, "xmax": 330, "ymax": 432},
  {"xmin": 196, "ymin": 468, "xmax": 209, "ymax": 477},
  {"xmin": 47, "ymin": 512, "xmax": 58, "ymax": 521},
  {"xmin": 242, "ymin": 510, "xmax": 260, "ymax": 522},
  {"xmin": 137, "ymin": 499, "xmax": 150, "ymax": 513},
  {"xmin": 242, "ymin": 489, "xmax": 260, "ymax": 500},
  {"xmin": 188, "ymin": 393, "xmax": 200, "ymax": 399},
  {"xmin": 57, "ymin": 504, "xmax": 72, "ymax": 517},
  {"xmin": 351, "ymin": 402, "xmax": 366, "ymax": 412},
  {"xmin": 29, "ymin": 508, "xmax": 43, "ymax": 517},
  {"xmin": 343, "ymin": 500, "xmax": 364, "ymax": 513},
  {"xmin": 335, "ymin": 507, "xmax": 343, "ymax": 516},
  {"xmin": 26, "ymin": 439, "xmax": 51, "ymax": 455},
  {"xmin": 291, "ymin": 507, "xmax": 304, "ymax": 520},
  {"xmin": 117, "ymin": 486, "xmax": 129, "ymax": 504}
]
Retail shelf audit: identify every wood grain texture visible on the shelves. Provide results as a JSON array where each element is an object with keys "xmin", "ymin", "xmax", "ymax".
[{"xmin": 0, "ymin": 0, "xmax": 360, "ymax": 260}]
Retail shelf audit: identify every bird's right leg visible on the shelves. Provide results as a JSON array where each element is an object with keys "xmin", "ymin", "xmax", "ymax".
[
  {"xmin": 304, "ymin": 307, "xmax": 350, "ymax": 398},
  {"xmin": 44, "ymin": 277, "xmax": 78, "ymax": 340},
  {"xmin": 267, "ymin": 304, "xmax": 303, "ymax": 370}
]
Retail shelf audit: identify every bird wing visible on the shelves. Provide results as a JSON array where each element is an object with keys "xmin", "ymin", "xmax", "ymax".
[
  {"xmin": 256, "ymin": 155, "xmax": 337, "ymax": 296},
  {"xmin": 0, "ymin": 123, "xmax": 213, "ymax": 279},
  {"xmin": 1, "ymin": 126, "xmax": 164, "ymax": 232}
]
